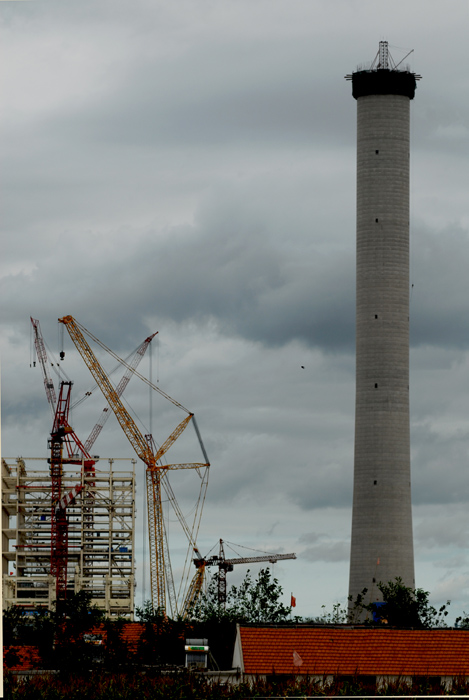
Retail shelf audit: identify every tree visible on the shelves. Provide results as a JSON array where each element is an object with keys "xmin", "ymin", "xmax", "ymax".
[
  {"xmin": 135, "ymin": 599, "xmax": 188, "ymax": 667},
  {"xmin": 135, "ymin": 600, "xmax": 166, "ymax": 624},
  {"xmin": 355, "ymin": 578, "xmax": 450, "ymax": 628},
  {"xmin": 3, "ymin": 591, "xmax": 105, "ymax": 671},
  {"xmin": 51, "ymin": 591, "xmax": 106, "ymax": 671},
  {"xmin": 455, "ymin": 612, "xmax": 469, "ymax": 628},
  {"xmin": 311, "ymin": 579, "xmax": 451, "ymax": 629},
  {"xmin": 101, "ymin": 617, "xmax": 132, "ymax": 671},
  {"xmin": 312, "ymin": 601, "xmax": 348, "ymax": 625},
  {"xmin": 3, "ymin": 605, "xmax": 26, "ymax": 646},
  {"xmin": 192, "ymin": 568, "xmax": 292, "ymax": 623},
  {"xmin": 57, "ymin": 590, "xmax": 104, "ymax": 627}
]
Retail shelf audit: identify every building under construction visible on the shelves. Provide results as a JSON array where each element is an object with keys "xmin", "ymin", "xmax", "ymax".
[
  {"xmin": 2, "ymin": 456, "xmax": 136, "ymax": 618},
  {"xmin": 1, "ymin": 315, "xmax": 211, "ymax": 620}
]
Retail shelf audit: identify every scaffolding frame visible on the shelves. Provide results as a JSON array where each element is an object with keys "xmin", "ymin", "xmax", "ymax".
[{"xmin": 2, "ymin": 457, "xmax": 136, "ymax": 618}]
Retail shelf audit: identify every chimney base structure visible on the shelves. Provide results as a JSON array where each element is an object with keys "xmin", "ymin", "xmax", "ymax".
[{"xmin": 347, "ymin": 43, "xmax": 420, "ymax": 608}]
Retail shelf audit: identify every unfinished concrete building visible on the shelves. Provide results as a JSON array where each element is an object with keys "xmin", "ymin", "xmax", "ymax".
[{"xmin": 2, "ymin": 456, "xmax": 136, "ymax": 618}]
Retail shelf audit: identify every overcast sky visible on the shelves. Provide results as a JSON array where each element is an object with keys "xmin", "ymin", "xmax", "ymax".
[{"xmin": 2, "ymin": 0, "xmax": 469, "ymax": 621}]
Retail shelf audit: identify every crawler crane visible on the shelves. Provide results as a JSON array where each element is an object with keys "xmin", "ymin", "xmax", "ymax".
[{"xmin": 58, "ymin": 315, "xmax": 210, "ymax": 616}]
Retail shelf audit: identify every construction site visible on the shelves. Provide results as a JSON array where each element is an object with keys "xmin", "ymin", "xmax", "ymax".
[
  {"xmin": 1, "ymin": 315, "xmax": 215, "ymax": 620},
  {"xmin": 2, "ymin": 315, "xmax": 296, "ymax": 620}
]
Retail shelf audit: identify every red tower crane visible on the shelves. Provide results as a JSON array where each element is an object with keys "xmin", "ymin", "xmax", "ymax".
[{"xmin": 49, "ymin": 382, "xmax": 96, "ymax": 606}]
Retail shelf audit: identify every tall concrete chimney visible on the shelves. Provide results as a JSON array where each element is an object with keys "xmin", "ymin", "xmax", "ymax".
[{"xmin": 347, "ymin": 42, "xmax": 420, "ymax": 606}]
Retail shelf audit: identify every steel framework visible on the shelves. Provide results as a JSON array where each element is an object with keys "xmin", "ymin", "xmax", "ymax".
[{"xmin": 2, "ymin": 457, "xmax": 136, "ymax": 617}]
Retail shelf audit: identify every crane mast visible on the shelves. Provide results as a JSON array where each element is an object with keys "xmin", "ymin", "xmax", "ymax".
[
  {"xmin": 31, "ymin": 317, "xmax": 96, "ymax": 604},
  {"xmin": 49, "ymin": 381, "xmax": 97, "ymax": 606},
  {"xmin": 49, "ymin": 382, "xmax": 72, "ymax": 603}
]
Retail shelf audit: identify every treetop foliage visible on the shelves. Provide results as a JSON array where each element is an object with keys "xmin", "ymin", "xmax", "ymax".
[
  {"xmin": 135, "ymin": 599, "xmax": 167, "ymax": 624},
  {"xmin": 192, "ymin": 568, "xmax": 292, "ymax": 623},
  {"xmin": 365, "ymin": 577, "xmax": 450, "ymax": 629}
]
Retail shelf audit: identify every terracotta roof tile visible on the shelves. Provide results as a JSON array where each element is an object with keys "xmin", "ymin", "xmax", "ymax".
[
  {"xmin": 239, "ymin": 627, "xmax": 469, "ymax": 676},
  {"xmin": 87, "ymin": 622, "xmax": 149, "ymax": 653},
  {"xmin": 4, "ymin": 646, "xmax": 41, "ymax": 671},
  {"xmin": 3, "ymin": 623, "xmax": 150, "ymax": 671}
]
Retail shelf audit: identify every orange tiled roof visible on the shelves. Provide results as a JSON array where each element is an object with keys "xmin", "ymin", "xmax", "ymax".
[
  {"xmin": 238, "ymin": 626, "xmax": 469, "ymax": 676},
  {"xmin": 3, "ymin": 622, "xmax": 151, "ymax": 671},
  {"xmin": 4, "ymin": 646, "xmax": 41, "ymax": 672},
  {"xmin": 83, "ymin": 622, "xmax": 161, "ymax": 652},
  {"xmin": 117, "ymin": 622, "xmax": 145, "ymax": 650}
]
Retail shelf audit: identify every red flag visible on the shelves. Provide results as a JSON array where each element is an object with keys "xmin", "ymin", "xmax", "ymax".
[{"xmin": 291, "ymin": 594, "xmax": 296, "ymax": 608}]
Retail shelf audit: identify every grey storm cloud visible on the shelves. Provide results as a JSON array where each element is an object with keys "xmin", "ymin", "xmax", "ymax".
[
  {"xmin": 299, "ymin": 532, "xmax": 349, "ymax": 563},
  {"xmin": 1, "ymin": 192, "xmax": 356, "ymax": 353},
  {"xmin": 410, "ymin": 222, "xmax": 469, "ymax": 349},
  {"xmin": 412, "ymin": 424, "xmax": 469, "ymax": 506},
  {"xmin": 291, "ymin": 460, "xmax": 353, "ymax": 511},
  {"xmin": 5, "ymin": 208, "xmax": 469, "ymax": 358},
  {"xmin": 414, "ymin": 507, "xmax": 469, "ymax": 550},
  {"xmin": 58, "ymin": 46, "xmax": 351, "ymax": 151}
]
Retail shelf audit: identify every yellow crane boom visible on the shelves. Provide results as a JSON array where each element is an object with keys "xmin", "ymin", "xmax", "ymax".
[{"xmin": 59, "ymin": 316, "xmax": 157, "ymax": 467}]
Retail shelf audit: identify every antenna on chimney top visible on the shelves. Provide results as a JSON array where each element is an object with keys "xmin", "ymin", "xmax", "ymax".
[
  {"xmin": 370, "ymin": 41, "xmax": 392, "ymax": 70},
  {"xmin": 378, "ymin": 41, "xmax": 388, "ymax": 69},
  {"xmin": 368, "ymin": 40, "xmax": 401, "ymax": 71}
]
